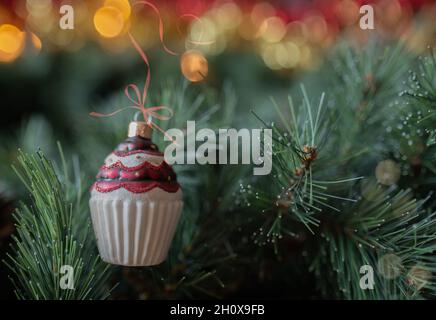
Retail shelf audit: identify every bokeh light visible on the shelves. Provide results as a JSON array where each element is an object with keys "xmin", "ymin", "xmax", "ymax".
[
  {"xmin": 180, "ymin": 50, "xmax": 208, "ymax": 82},
  {"xmin": 407, "ymin": 265, "xmax": 431, "ymax": 290},
  {"xmin": 283, "ymin": 41, "xmax": 301, "ymax": 68},
  {"xmin": 261, "ymin": 43, "xmax": 281, "ymax": 70},
  {"xmin": 189, "ymin": 17, "xmax": 216, "ymax": 46},
  {"xmin": 304, "ymin": 15, "xmax": 328, "ymax": 44},
  {"xmin": 335, "ymin": 0, "xmax": 360, "ymax": 26},
  {"xmin": 0, "ymin": 0, "xmax": 433, "ymax": 68},
  {"xmin": 251, "ymin": 2, "xmax": 275, "ymax": 27},
  {"xmin": 375, "ymin": 159, "xmax": 401, "ymax": 186},
  {"xmin": 26, "ymin": 0, "xmax": 52, "ymax": 17},
  {"xmin": 260, "ymin": 17, "xmax": 286, "ymax": 43},
  {"xmin": 26, "ymin": 0, "xmax": 54, "ymax": 35},
  {"xmin": 286, "ymin": 21, "xmax": 308, "ymax": 45},
  {"xmin": 30, "ymin": 32, "xmax": 42, "ymax": 52},
  {"xmin": 214, "ymin": 2, "xmax": 242, "ymax": 30},
  {"xmin": 94, "ymin": 6, "xmax": 125, "ymax": 38},
  {"xmin": 104, "ymin": 0, "xmax": 131, "ymax": 20},
  {"xmin": 377, "ymin": 253, "xmax": 403, "ymax": 280},
  {"xmin": 0, "ymin": 24, "xmax": 25, "ymax": 63}
]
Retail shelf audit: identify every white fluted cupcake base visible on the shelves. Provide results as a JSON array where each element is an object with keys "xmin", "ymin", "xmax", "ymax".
[{"xmin": 89, "ymin": 189, "xmax": 183, "ymax": 266}]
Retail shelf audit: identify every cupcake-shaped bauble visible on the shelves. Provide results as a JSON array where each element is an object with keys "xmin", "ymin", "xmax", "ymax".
[{"xmin": 89, "ymin": 121, "xmax": 183, "ymax": 266}]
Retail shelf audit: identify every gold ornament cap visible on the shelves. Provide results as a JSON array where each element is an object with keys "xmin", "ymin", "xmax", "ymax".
[{"xmin": 128, "ymin": 121, "xmax": 152, "ymax": 139}]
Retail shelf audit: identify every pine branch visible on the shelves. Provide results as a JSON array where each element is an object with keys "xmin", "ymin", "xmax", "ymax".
[
  {"xmin": 326, "ymin": 40, "xmax": 412, "ymax": 165},
  {"xmin": 386, "ymin": 48, "xmax": 436, "ymax": 192},
  {"xmin": 4, "ymin": 148, "xmax": 113, "ymax": 300},
  {"xmin": 311, "ymin": 183, "xmax": 436, "ymax": 299},
  {"xmin": 238, "ymin": 87, "xmax": 361, "ymax": 251}
]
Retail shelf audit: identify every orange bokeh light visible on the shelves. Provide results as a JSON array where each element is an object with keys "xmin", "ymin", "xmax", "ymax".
[
  {"xmin": 30, "ymin": 32, "xmax": 42, "ymax": 52},
  {"xmin": 0, "ymin": 24, "xmax": 25, "ymax": 62},
  {"xmin": 180, "ymin": 50, "xmax": 209, "ymax": 82}
]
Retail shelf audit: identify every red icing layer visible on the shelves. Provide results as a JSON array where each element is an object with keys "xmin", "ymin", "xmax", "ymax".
[
  {"xmin": 93, "ymin": 181, "xmax": 180, "ymax": 193},
  {"xmin": 113, "ymin": 149, "xmax": 163, "ymax": 157},
  {"xmin": 93, "ymin": 136, "xmax": 180, "ymax": 195},
  {"xmin": 97, "ymin": 160, "xmax": 176, "ymax": 182},
  {"xmin": 101, "ymin": 158, "xmax": 168, "ymax": 172}
]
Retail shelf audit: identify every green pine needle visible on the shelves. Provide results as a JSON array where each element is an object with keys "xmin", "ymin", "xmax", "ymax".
[{"xmin": 4, "ymin": 148, "xmax": 113, "ymax": 300}]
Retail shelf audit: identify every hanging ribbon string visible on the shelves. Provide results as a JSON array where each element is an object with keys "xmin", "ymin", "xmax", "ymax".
[
  {"xmin": 133, "ymin": 1, "xmax": 214, "ymax": 55},
  {"xmin": 90, "ymin": 1, "xmax": 213, "ymax": 142},
  {"xmin": 90, "ymin": 32, "xmax": 175, "ymax": 142},
  {"xmin": 133, "ymin": 1, "xmax": 178, "ymax": 56}
]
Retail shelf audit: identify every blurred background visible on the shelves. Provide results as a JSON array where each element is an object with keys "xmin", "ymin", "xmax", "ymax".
[{"xmin": 1, "ymin": 0, "xmax": 436, "ymax": 299}]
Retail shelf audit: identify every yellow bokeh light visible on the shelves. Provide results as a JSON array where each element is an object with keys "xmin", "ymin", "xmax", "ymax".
[
  {"xmin": 104, "ymin": 0, "xmax": 131, "ymax": 20},
  {"xmin": 0, "ymin": 24, "xmax": 25, "ymax": 62},
  {"xmin": 0, "ymin": 24, "xmax": 25, "ymax": 54},
  {"xmin": 261, "ymin": 41, "xmax": 301, "ymax": 70},
  {"xmin": 189, "ymin": 17, "xmax": 216, "ymax": 45},
  {"xmin": 261, "ymin": 44, "xmax": 281, "ymax": 70},
  {"xmin": 26, "ymin": 0, "xmax": 52, "ymax": 18},
  {"xmin": 180, "ymin": 50, "xmax": 209, "ymax": 82},
  {"xmin": 94, "ymin": 6, "xmax": 125, "ymax": 38},
  {"xmin": 0, "ymin": 50, "xmax": 18, "ymax": 63},
  {"xmin": 260, "ymin": 17, "xmax": 286, "ymax": 43},
  {"xmin": 299, "ymin": 44, "xmax": 315, "ymax": 69},
  {"xmin": 214, "ymin": 2, "xmax": 242, "ymax": 30},
  {"xmin": 274, "ymin": 43, "xmax": 288, "ymax": 68},
  {"xmin": 283, "ymin": 41, "xmax": 301, "ymax": 68}
]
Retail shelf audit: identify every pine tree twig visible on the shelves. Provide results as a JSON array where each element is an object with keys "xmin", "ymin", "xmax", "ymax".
[{"xmin": 4, "ymin": 149, "xmax": 113, "ymax": 300}]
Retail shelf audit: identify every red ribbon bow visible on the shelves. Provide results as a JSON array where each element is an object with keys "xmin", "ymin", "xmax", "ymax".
[
  {"xmin": 90, "ymin": 1, "xmax": 213, "ymax": 141},
  {"xmin": 90, "ymin": 33, "xmax": 174, "ymax": 141}
]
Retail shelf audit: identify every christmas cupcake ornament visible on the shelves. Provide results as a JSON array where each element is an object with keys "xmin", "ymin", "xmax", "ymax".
[{"xmin": 89, "ymin": 121, "xmax": 183, "ymax": 266}]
